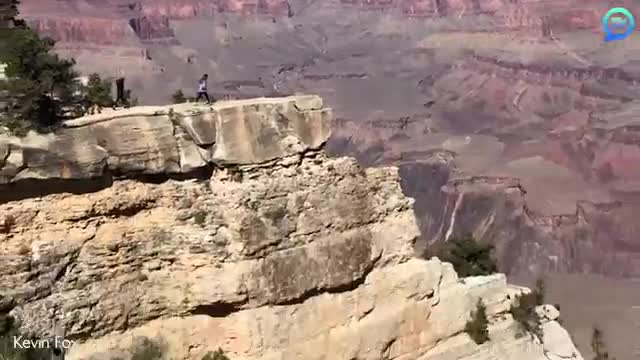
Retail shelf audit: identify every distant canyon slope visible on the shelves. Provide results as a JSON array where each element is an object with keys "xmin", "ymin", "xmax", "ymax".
[{"xmin": 17, "ymin": 0, "xmax": 640, "ymax": 278}]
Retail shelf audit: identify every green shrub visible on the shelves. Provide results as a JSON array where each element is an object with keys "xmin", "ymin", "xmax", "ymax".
[
  {"xmin": 171, "ymin": 90, "xmax": 186, "ymax": 104},
  {"xmin": 129, "ymin": 337, "xmax": 165, "ymax": 360},
  {"xmin": 202, "ymin": 348, "xmax": 230, "ymax": 360},
  {"xmin": 0, "ymin": 3, "xmax": 139, "ymax": 134},
  {"xmin": 510, "ymin": 278, "xmax": 545, "ymax": 340},
  {"xmin": 192, "ymin": 210, "xmax": 206, "ymax": 227},
  {"xmin": 82, "ymin": 73, "xmax": 113, "ymax": 110},
  {"xmin": 510, "ymin": 292, "xmax": 541, "ymax": 339},
  {"xmin": 0, "ymin": 1, "xmax": 22, "ymax": 29},
  {"xmin": 433, "ymin": 234, "xmax": 498, "ymax": 277},
  {"xmin": 0, "ymin": 27, "xmax": 78, "ymax": 131},
  {"xmin": 464, "ymin": 299, "xmax": 490, "ymax": 345}
]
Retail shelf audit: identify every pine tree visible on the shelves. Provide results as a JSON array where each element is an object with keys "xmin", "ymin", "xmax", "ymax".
[
  {"xmin": 0, "ymin": 0, "xmax": 24, "ymax": 29},
  {"xmin": 0, "ymin": 0, "xmax": 26, "ymax": 59},
  {"xmin": 465, "ymin": 299, "xmax": 490, "ymax": 344},
  {"xmin": 435, "ymin": 234, "xmax": 498, "ymax": 277},
  {"xmin": 510, "ymin": 277, "xmax": 545, "ymax": 341},
  {"xmin": 79, "ymin": 73, "xmax": 114, "ymax": 114},
  {"xmin": 0, "ymin": 0, "xmax": 79, "ymax": 134}
]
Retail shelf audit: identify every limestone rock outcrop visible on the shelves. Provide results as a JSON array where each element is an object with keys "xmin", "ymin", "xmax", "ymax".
[
  {"xmin": 0, "ymin": 95, "xmax": 331, "ymax": 198},
  {"xmin": 0, "ymin": 96, "xmax": 581, "ymax": 360}
]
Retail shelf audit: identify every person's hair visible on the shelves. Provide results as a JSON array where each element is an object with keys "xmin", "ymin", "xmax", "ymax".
[{"xmin": 203, "ymin": 74, "xmax": 209, "ymax": 78}]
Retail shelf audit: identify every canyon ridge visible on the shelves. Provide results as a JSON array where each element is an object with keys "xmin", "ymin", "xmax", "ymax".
[{"xmin": 0, "ymin": 96, "xmax": 582, "ymax": 360}]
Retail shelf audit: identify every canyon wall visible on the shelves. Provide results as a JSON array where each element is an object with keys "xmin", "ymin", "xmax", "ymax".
[
  {"xmin": 326, "ymin": 30, "xmax": 640, "ymax": 278},
  {"xmin": 329, "ymin": 146, "xmax": 640, "ymax": 278},
  {"xmin": 330, "ymin": 73, "xmax": 640, "ymax": 278},
  {"xmin": 19, "ymin": 0, "xmax": 292, "ymax": 46},
  {"xmin": 17, "ymin": 0, "xmax": 619, "ymax": 45},
  {"xmin": 0, "ymin": 96, "xmax": 582, "ymax": 360},
  {"xmin": 397, "ymin": 158, "xmax": 640, "ymax": 277}
]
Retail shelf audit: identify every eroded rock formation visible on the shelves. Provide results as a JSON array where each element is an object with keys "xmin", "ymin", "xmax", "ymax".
[
  {"xmin": 0, "ymin": 96, "xmax": 581, "ymax": 360},
  {"xmin": 0, "ymin": 95, "xmax": 331, "ymax": 199},
  {"xmin": 18, "ymin": 0, "xmax": 618, "ymax": 46}
]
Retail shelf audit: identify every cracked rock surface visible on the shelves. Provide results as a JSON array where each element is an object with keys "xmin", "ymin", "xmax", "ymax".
[
  {"xmin": 0, "ymin": 96, "xmax": 581, "ymax": 360},
  {"xmin": 0, "ymin": 95, "xmax": 331, "ymax": 186}
]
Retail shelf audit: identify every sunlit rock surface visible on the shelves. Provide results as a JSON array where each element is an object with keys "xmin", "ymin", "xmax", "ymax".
[{"xmin": 0, "ymin": 97, "xmax": 581, "ymax": 360}]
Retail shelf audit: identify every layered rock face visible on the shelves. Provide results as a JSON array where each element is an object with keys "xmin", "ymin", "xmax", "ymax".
[
  {"xmin": 0, "ymin": 96, "xmax": 581, "ymax": 360},
  {"xmin": 19, "ymin": 0, "xmax": 292, "ymax": 44},
  {"xmin": 0, "ymin": 95, "xmax": 331, "ymax": 196},
  {"xmin": 397, "ymin": 158, "xmax": 640, "ymax": 277},
  {"xmin": 18, "ymin": 0, "xmax": 613, "ymax": 45},
  {"xmin": 19, "ymin": 0, "xmax": 176, "ymax": 44},
  {"xmin": 395, "ymin": 53, "xmax": 640, "ymax": 277},
  {"xmin": 331, "ymin": 109, "xmax": 640, "ymax": 277},
  {"xmin": 139, "ymin": 0, "xmax": 291, "ymax": 18},
  {"xmin": 325, "ymin": 27, "xmax": 640, "ymax": 278}
]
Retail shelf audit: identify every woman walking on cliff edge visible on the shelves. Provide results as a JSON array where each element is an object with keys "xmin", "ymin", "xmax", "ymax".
[{"xmin": 196, "ymin": 74, "xmax": 213, "ymax": 104}]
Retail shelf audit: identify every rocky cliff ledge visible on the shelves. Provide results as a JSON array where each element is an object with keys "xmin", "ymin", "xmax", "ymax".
[
  {"xmin": 0, "ymin": 96, "xmax": 581, "ymax": 360},
  {"xmin": 0, "ymin": 96, "xmax": 331, "ymax": 201}
]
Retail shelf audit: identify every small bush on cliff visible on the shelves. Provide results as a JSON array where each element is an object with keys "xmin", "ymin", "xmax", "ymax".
[
  {"xmin": 81, "ymin": 73, "xmax": 114, "ymax": 112},
  {"xmin": 464, "ymin": 299, "xmax": 490, "ymax": 345},
  {"xmin": 433, "ymin": 234, "xmax": 498, "ymax": 277},
  {"xmin": 0, "ymin": 1, "xmax": 26, "ymax": 49},
  {"xmin": 591, "ymin": 327, "xmax": 616, "ymax": 360},
  {"xmin": 129, "ymin": 336, "xmax": 165, "ymax": 360},
  {"xmin": 192, "ymin": 210, "xmax": 207, "ymax": 227},
  {"xmin": 202, "ymin": 348, "xmax": 230, "ymax": 360},
  {"xmin": 171, "ymin": 90, "xmax": 186, "ymax": 104},
  {"xmin": 0, "ymin": 1, "xmax": 17, "ymax": 24},
  {"xmin": 510, "ymin": 278, "xmax": 545, "ymax": 340}
]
